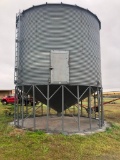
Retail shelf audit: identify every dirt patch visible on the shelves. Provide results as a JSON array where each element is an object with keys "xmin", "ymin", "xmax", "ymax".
[{"xmin": 9, "ymin": 128, "xmax": 26, "ymax": 137}]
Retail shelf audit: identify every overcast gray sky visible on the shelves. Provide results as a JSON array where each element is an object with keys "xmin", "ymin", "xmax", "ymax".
[{"xmin": 0, "ymin": 0, "xmax": 120, "ymax": 91}]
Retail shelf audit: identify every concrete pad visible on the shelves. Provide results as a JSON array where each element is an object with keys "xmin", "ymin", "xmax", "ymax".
[{"xmin": 16, "ymin": 115, "xmax": 108, "ymax": 134}]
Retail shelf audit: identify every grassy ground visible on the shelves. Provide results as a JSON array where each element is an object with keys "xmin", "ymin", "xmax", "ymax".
[{"xmin": 0, "ymin": 97, "xmax": 120, "ymax": 160}]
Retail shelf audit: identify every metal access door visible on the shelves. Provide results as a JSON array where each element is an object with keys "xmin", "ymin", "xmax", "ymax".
[{"xmin": 50, "ymin": 51, "xmax": 69, "ymax": 84}]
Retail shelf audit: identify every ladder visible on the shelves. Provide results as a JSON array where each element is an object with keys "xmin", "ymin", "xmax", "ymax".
[{"xmin": 14, "ymin": 12, "xmax": 21, "ymax": 84}]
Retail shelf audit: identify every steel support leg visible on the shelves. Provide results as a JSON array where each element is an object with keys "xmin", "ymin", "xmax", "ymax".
[
  {"xmin": 20, "ymin": 89, "xmax": 22, "ymax": 118},
  {"xmin": 81, "ymin": 100, "xmax": 83, "ymax": 116},
  {"xmin": 88, "ymin": 96, "xmax": 90, "ymax": 118},
  {"xmin": 101, "ymin": 88, "xmax": 104, "ymax": 127},
  {"xmin": 46, "ymin": 85, "xmax": 49, "ymax": 132},
  {"xmin": 97, "ymin": 87, "xmax": 101, "ymax": 128},
  {"xmin": 33, "ymin": 85, "xmax": 36, "ymax": 130},
  {"xmin": 14, "ymin": 86, "xmax": 17, "ymax": 126},
  {"xmin": 77, "ymin": 86, "xmax": 80, "ymax": 132},
  {"xmin": 94, "ymin": 92, "xmax": 97, "ymax": 119},
  {"xmin": 89, "ymin": 86, "xmax": 92, "ymax": 130},
  {"xmin": 16, "ymin": 86, "xmax": 19, "ymax": 126},
  {"xmin": 22, "ymin": 85, "xmax": 24, "ymax": 128},
  {"xmin": 62, "ymin": 85, "xmax": 64, "ymax": 133}
]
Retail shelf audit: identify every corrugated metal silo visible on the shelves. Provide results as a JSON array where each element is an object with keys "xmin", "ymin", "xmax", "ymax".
[
  {"xmin": 15, "ymin": 4, "xmax": 101, "ymax": 86},
  {"xmin": 14, "ymin": 4, "xmax": 104, "ymax": 132}
]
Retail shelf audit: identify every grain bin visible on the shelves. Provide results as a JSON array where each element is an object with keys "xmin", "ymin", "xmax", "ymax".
[{"xmin": 14, "ymin": 4, "xmax": 104, "ymax": 133}]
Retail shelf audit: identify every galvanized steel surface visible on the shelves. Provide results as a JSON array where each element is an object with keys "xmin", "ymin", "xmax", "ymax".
[{"xmin": 16, "ymin": 4, "xmax": 101, "ymax": 86}]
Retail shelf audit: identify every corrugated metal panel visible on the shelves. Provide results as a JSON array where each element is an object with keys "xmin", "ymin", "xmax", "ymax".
[{"xmin": 16, "ymin": 4, "xmax": 101, "ymax": 87}]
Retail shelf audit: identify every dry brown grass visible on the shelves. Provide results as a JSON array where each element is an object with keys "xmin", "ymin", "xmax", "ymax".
[
  {"xmin": 103, "ymin": 91, "xmax": 120, "ymax": 96},
  {"xmin": 104, "ymin": 103, "xmax": 120, "ymax": 123},
  {"xmin": 9, "ymin": 128, "xmax": 26, "ymax": 137}
]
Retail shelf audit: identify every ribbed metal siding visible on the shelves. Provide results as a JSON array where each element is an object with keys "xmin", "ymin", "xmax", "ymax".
[{"xmin": 17, "ymin": 4, "xmax": 101, "ymax": 86}]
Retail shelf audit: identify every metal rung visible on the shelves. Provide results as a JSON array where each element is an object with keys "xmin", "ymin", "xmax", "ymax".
[
  {"xmin": 16, "ymin": 39, "xmax": 19, "ymax": 43},
  {"xmin": 15, "ymin": 67, "xmax": 18, "ymax": 71}
]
